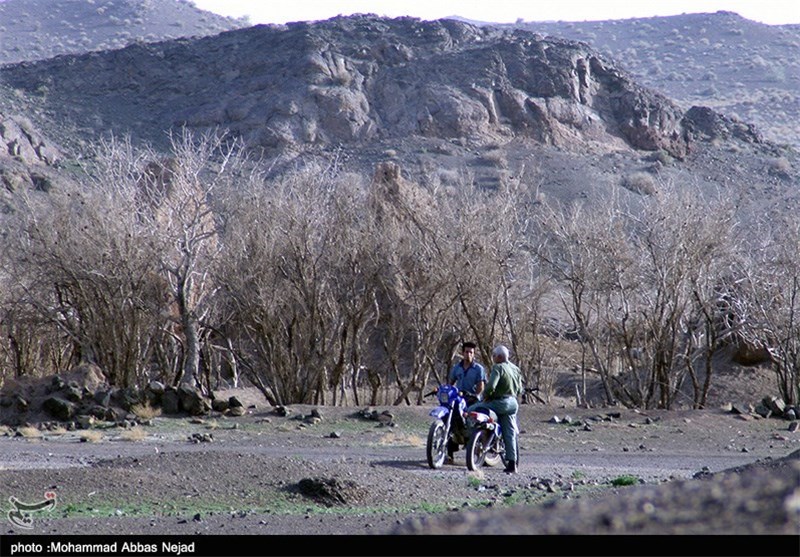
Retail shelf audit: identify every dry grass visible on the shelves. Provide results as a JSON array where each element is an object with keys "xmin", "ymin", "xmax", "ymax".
[
  {"xmin": 79, "ymin": 430, "xmax": 104, "ymax": 443},
  {"xmin": 130, "ymin": 402, "xmax": 161, "ymax": 420},
  {"xmin": 204, "ymin": 420, "xmax": 219, "ymax": 430},
  {"xmin": 621, "ymin": 172, "xmax": 657, "ymax": 195},
  {"xmin": 17, "ymin": 426, "xmax": 42, "ymax": 438},
  {"xmin": 119, "ymin": 426, "xmax": 148, "ymax": 442}
]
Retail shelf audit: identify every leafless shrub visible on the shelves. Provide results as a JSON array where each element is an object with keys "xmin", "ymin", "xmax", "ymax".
[
  {"xmin": 536, "ymin": 184, "xmax": 739, "ymax": 409},
  {"xmin": 734, "ymin": 219, "xmax": 800, "ymax": 405},
  {"xmin": 768, "ymin": 157, "xmax": 792, "ymax": 177},
  {"xmin": 621, "ymin": 172, "xmax": 657, "ymax": 195}
]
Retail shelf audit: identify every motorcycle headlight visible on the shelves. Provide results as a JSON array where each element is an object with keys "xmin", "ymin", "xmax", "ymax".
[{"xmin": 437, "ymin": 389, "xmax": 450, "ymax": 405}]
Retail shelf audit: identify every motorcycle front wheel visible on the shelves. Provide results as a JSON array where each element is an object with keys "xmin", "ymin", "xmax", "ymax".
[
  {"xmin": 466, "ymin": 428, "xmax": 494, "ymax": 471},
  {"xmin": 426, "ymin": 421, "xmax": 447, "ymax": 469}
]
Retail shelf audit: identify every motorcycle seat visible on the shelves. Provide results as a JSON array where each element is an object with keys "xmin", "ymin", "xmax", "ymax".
[{"xmin": 471, "ymin": 407, "xmax": 499, "ymax": 423}]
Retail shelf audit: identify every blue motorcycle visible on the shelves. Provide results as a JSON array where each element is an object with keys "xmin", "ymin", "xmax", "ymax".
[
  {"xmin": 464, "ymin": 407, "xmax": 505, "ymax": 471},
  {"xmin": 425, "ymin": 384, "xmax": 468, "ymax": 469}
]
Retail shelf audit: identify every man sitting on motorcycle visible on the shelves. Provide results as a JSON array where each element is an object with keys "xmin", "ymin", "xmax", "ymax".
[{"xmin": 446, "ymin": 341, "xmax": 486, "ymax": 463}]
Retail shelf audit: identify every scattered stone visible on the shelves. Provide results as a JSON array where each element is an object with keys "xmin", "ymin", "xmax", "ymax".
[
  {"xmin": 228, "ymin": 406, "xmax": 246, "ymax": 417},
  {"xmin": 693, "ymin": 466, "xmax": 712, "ymax": 479},
  {"xmin": 189, "ymin": 432, "xmax": 213, "ymax": 443},
  {"xmin": 178, "ymin": 384, "xmax": 208, "ymax": 416},
  {"xmin": 51, "ymin": 376, "xmax": 66, "ymax": 391},
  {"xmin": 147, "ymin": 381, "xmax": 166, "ymax": 396},
  {"xmin": 549, "ymin": 416, "xmax": 561, "ymax": 424},
  {"xmin": 762, "ymin": 396, "xmax": 786, "ymax": 416},
  {"xmin": 754, "ymin": 403, "xmax": 771, "ymax": 419},
  {"xmin": 377, "ymin": 410, "xmax": 394, "ymax": 425},
  {"xmin": 211, "ymin": 399, "xmax": 229, "ymax": 413},
  {"xmin": 788, "ymin": 422, "xmax": 799, "ymax": 433},
  {"xmin": 273, "ymin": 406, "xmax": 290, "ymax": 417},
  {"xmin": 329, "ymin": 431, "xmax": 342, "ymax": 439},
  {"xmin": 729, "ymin": 402, "xmax": 753, "ymax": 415},
  {"xmin": 75, "ymin": 415, "xmax": 95, "ymax": 429}
]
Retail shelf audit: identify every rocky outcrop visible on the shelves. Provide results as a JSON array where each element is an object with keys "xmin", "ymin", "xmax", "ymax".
[
  {"xmin": 0, "ymin": 114, "xmax": 61, "ymax": 166},
  {"xmin": 0, "ymin": 16, "xmax": 707, "ymax": 160},
  {"xmin": 683, "ymin": 106, "xmax": 763, "ymax": 144},
  {"xmin": 0, "ymin": 363, "xmax": 245, "ymax": 426}
]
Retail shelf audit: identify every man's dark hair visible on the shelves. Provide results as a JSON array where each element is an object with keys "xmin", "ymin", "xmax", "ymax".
[{"xmin": 462, "ymin": 341, "xmax": 477, "ymax": 350}]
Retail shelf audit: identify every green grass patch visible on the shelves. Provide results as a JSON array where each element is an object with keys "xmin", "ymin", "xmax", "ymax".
[{"xmin": 610, "ymin": 475, "xmax": 639, "ymax": 487}]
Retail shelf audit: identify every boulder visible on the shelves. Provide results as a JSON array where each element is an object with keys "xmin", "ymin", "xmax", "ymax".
[
  {"xmin": 42, "ymin": 396, "xmax": 77, "ymax": 421},
  {"xmin": 178, "ymin": 384, "xmax": 209, "ymax": 416},
  {"xmin": 161, "ymin": 388, "xmax": 180, "ymax": 415}
]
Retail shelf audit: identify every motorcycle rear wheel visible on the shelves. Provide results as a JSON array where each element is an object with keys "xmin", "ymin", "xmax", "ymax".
[
  {"xmin": 466, "ymin": 429, "xmax": 494, "ymax": 471},
  {"xmin": 484, "ymin": 436, "xmax": 504, "ymax": 468},
  {"xmin": 426, "ymin": 421, "xmax": 447, "ymax": 469}
]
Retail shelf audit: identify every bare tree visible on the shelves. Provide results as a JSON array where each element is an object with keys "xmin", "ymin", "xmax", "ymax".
[
  {"xmin": 537, "ymin": 184, "xmax": 738, "ymax": 409},
  {"xmin": 735, "ymin": 219, "xmax": 800, "ymax": 406},
  {"xmin": 219, "ymin": 162, "xmax": 382, "ymax": 405},
  {"xmin": 368, "ymin": 162, "xmax": 458, "ymax": 405},
  {"xmin": 3, "ymin": 166, "xmax": 164, "ymax": 387},
  {"xmin": 133, "ymin": 129, "xmax": 244, "ymax": 388}
]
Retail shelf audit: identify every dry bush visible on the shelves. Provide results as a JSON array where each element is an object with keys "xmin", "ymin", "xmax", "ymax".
[
  {"xmin": 79, "ymin": 430, "xmax": 104, "ymax": 443},
  {"xmin": 621, "ymin": 172, "xmax": 657, "ymax": 195},
  {"xmin": 130, "ymin": 402, "xmax": 161, "ymax": 420},
  {"xmin": 16, "ymin": 426, "xmax": 42, "ymax": 438},
  {"xmin": 768, "ymin": 157, "xmax": 792, "ymax": 177},
  {"xmin": 119, "ymin": 427, "xmax": 148, "ymax": 442}
]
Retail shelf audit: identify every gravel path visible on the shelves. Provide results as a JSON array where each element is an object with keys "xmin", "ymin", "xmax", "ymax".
[{"xmin": 1, "ymin": 400, "xmax": 798, "ymax": 545}]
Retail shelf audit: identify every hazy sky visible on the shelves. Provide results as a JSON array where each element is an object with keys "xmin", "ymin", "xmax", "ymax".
[{"xmin": 192, "ymin": 0, "xmax": 800, "ymax": 25}]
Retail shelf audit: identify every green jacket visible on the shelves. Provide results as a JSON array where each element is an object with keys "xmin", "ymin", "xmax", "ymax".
[{"xmin": 485, "ymin": 361, "xmax": 522, "ymax": 400}]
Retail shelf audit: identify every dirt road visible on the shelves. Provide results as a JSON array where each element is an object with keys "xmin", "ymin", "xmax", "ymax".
[{"xmin": 0, "ymin": 401, "xmax": 798, "ymax": 552}]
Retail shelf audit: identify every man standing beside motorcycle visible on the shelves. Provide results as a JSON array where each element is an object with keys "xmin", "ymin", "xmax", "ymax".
[
  {"xmin": 469, "ymin": 344, "xmax": 523, "ymax": 474},
  {"xmin": 446, "ymin": 341, "xmax": 486, "ymax": 463}
]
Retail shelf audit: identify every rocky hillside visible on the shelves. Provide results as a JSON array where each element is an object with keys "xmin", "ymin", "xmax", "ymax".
[
  {"xmin": 0, "ymin": 14, "xmax": 796, "ymax": 215},
  {"xmin": 0, "ymin": 16, "xmax": 705, "ymax": 155},
  {"xmin": 481, "ymin": 11, "xmax": 800, "ymax": 150},
  {"xmin": 0, "ymin": 0, "xmax": 247, "ymax": 66}
]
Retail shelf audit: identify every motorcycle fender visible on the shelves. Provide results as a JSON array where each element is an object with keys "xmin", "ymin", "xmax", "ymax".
[{"xmin": 429, "ymin": 407, "xmax": 449, "ymax": 420}]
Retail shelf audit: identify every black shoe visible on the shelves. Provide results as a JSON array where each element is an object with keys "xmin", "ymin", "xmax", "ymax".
[{"xmin": 504, "ymin": 460, "xmax": 517, "ymax": 474}]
